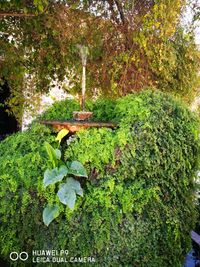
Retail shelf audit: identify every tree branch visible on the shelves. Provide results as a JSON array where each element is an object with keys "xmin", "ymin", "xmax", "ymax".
[
  {"xmin": 0, "ymin": 12, "xmax": 36, "ymax": 18},
  {"xmin": 107, "ymin": 0, "xmax": 120, "ymax": 24},
  {"xmin": 0, "ymin": 31, "xmax": 9, "ymax": 35},
  {"xmin": 114, "ymin": 0, "xmax": 125, "ymax": 24}
]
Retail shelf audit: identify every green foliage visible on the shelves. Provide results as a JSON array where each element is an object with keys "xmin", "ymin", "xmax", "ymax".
[
  {"xmin": 108, "ymin": 1, "xmax": 199, "ymax": 100},
  {"xmin": 39, "ymin": 99, "xmax": 80, "ymax": 121},
  {"xmin": 0, "ymin": 90, "xmax": 199, "ymax": 266},
  {"xmin": 0, "ymin": 123, "xmax": 55, "ymax": 261},
  {"xmin": 1, "ymin": 1, "xmax": 199, "ymax": 120},
  {"xmin": 39, "ymin": 97, "xmax": 117, "ymax": 122},
  {"xmin": 65, "ymin": 128, "xmax": 118, "ymax": 175},
  {"xmin": 42, "ymin": 132, "xmax": 87, "ymax": 225}
]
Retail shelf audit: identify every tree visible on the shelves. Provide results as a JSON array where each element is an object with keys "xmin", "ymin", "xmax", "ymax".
[{"xmin": 0, "ymin": 0, "xmax": 199, "ymax": 121}]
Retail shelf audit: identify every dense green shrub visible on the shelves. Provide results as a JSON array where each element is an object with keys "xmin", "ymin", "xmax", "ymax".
[
  {"xmin": 0, "ymin": 90, "xmax": 199, "ymax": 267},
  {"xmin": 39, "ymin": 98, "xmax": 117, "ymax": 122},
  {"xmin": 39, "ymin": 99, "xmax": 80, "ymax": 121}
]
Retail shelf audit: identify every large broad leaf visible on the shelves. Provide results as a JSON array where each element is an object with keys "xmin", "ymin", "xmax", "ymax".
[
  {"xmin": 58, "ymin": 188, "xmax": 76, "ymax": 209},
  {"xmin": 55, "ymin": 129, "xmax": 69, "ymax": 144},
  {"xmin": 43, "ymin": 204, "xmax": 60, "ymax": 226},
  {"xmin": 43, "ymin": 165, "xmax": 68, "ymax": 188},
  {"xmin": 54, "ymin": 149, "xmax": 61, "ymax": 160},
  {"xmin": 57, "ymin": 177, "xmax": 83, "ymax": 209},
  {"xmin": 66, "ymin": 177, "xmax": 83, "ymax": 197},
  {"xmin": 68, "ymin": 161, "xmax": 87, "ymax": 178},
  {"xmin": 44, "ymin": 142, "xmax": 61, "ymax": 167}
]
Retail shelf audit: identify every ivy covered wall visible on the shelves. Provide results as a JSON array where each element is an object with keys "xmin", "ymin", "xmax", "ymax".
[{"xmin": 0, "ymin": 90, "xmax": 199, "ymax": 266}]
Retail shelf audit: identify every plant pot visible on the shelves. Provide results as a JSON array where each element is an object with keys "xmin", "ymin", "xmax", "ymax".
[{"xmin": 73, "ymin": 111, "xmax": 93, "ymax": 121}]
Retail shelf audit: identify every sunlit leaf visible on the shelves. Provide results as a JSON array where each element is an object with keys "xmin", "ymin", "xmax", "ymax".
[{"xmin": 55, "ymin": 129, "xmax": 69, "ymax": 144}]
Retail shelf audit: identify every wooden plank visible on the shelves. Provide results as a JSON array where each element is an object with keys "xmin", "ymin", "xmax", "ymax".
[
  {"xmin": 40, "ymin": 120, "xmax": 117, "ymax": 133},
  {"xmin": 191, "ymin": 230, "xmax": 200, "ymax": 245}
]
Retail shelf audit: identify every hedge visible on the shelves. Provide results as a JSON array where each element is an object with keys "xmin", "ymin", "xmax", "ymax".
[{"xmin": 0, "ymin": 90, "xmax": 199, "ymax": 267}]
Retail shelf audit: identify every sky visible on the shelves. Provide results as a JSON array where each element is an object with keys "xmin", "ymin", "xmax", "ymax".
[{"xmin": 183, "ymin": 0, "xmax": 200, "ymax": 44}]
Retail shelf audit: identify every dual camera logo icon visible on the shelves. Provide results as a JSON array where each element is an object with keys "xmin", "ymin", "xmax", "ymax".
[{"xmin": 9, "ymin": 252, "xmax": 28, "ymax": 261}]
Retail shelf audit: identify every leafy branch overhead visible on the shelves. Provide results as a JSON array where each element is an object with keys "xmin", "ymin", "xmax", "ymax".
[
  {"xmin": 42, "ymin": 130, "xmax": 87, "ymax": 226},
  {"xmin": 0, "ymin": 0, "xmax": 199, "ymax": 121}
]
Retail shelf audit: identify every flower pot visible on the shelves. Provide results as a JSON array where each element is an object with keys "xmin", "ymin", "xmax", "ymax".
[{"xmin": 73, "ymin": 111, "xmax": 93, "ymax": 121}]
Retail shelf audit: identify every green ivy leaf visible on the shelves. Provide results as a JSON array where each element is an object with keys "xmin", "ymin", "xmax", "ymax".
[
  {"xmin": 57, "ymin": 177, "xmax": 83, "ymax": 209},
  {"xmin": 43, "ymin": 165, "xmax": 68, "ymax": 188},
  {"xmin": 55, "ymin": 129, "xmax": 69, "ymax": 144},
  {"xmin": 43, "ymin": 204, "xmax": 60, "ymax": 226},
  {"xmin": 68, "ymin": 161, "xmax": 87, "ymax": 178}
]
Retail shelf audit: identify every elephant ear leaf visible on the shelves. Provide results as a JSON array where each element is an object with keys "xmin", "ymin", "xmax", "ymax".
[
  {"xmin": 43, "ymin": 204, "xmax": 60, "ymax": 226},
  {"xmin": 66, "ymin": 177, "xmax": 83, "ymax": 197},
  {"xmin": 57, "ymin": 177, "xmax": 83, "ymax": 209},
  {"xmin": 68, "ymin": 161, "xmax": 87, "ymax": 178},
  {"xmin": 43, "ymin": 165, "xmax": 68, "ymax": 188}
]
